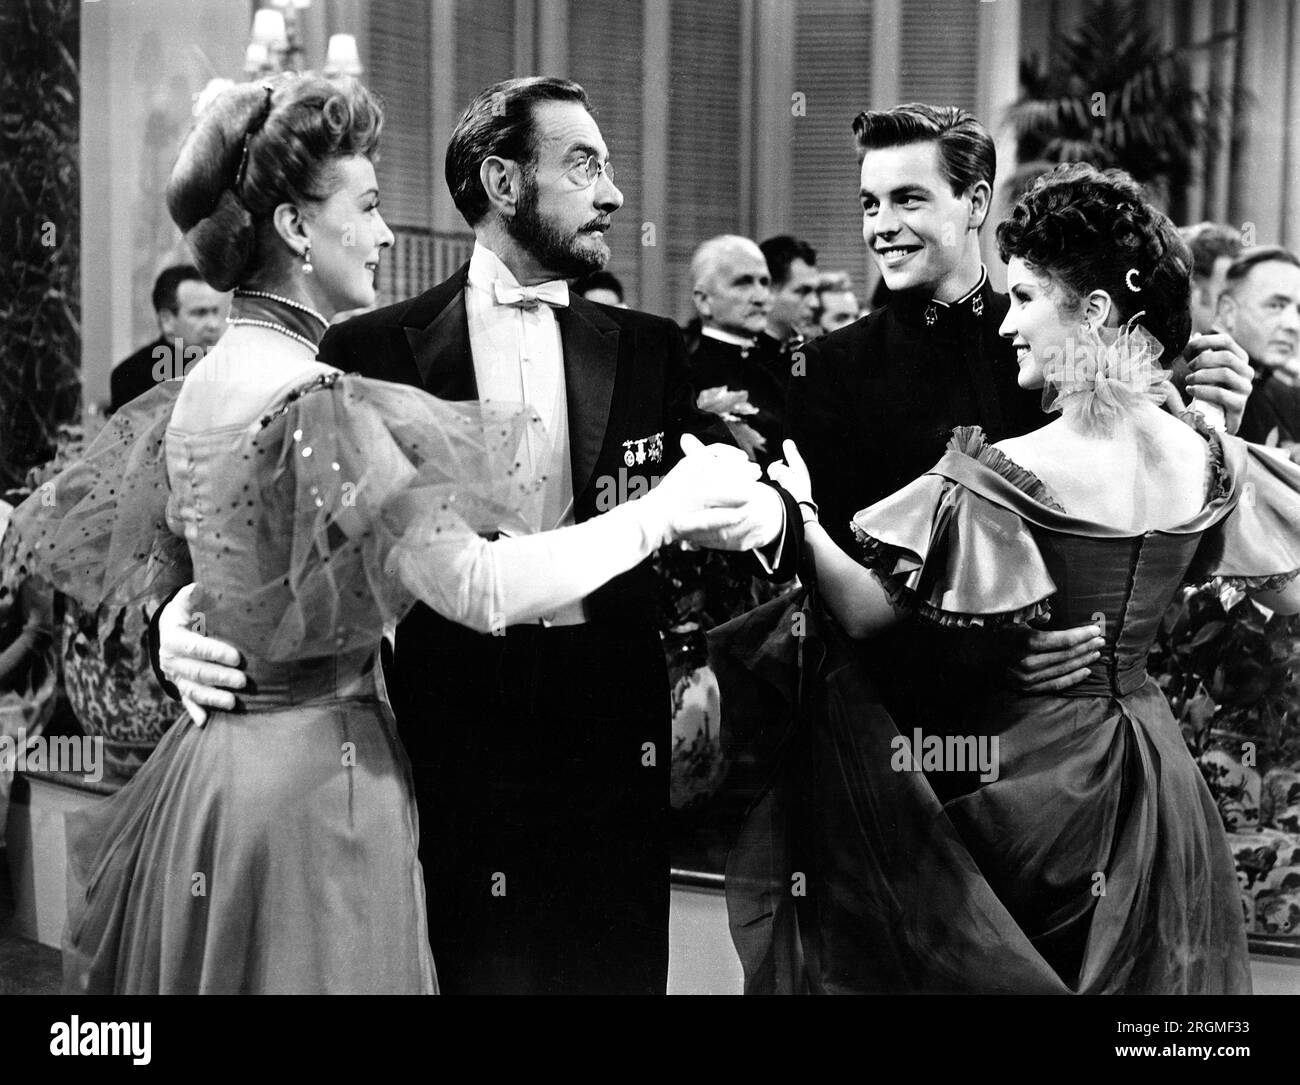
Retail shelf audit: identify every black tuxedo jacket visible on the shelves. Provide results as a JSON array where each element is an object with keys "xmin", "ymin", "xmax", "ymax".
[{"xmin": 317, "ymin": 262, "xmax": 728, "ymax": 629}]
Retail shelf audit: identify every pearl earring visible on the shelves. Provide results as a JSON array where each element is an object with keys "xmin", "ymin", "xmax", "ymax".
[{"xmin": 302, "ymin": 244, "xmax": 313, "ymax": 274}]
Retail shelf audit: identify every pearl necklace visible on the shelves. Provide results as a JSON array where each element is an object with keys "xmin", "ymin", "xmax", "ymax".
[
  {"xmin": 226, "ymin": 317, "xmax": 319, "ymax": 352},
  {"xmin": 233, "ymin": 289, "xmax": 329, "ymax": 332}
]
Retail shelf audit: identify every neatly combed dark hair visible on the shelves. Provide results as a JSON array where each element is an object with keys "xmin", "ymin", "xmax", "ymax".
[
  {"xmin": 995, "ymin": 163, "xmax": 1192, "ymax": 363},
  {"xmin": 445, "ymin": 76, "xmax": 591, "ymax": 227},
  {"xmin": 1180, "ymin": 222, "xmax": 1243, "ymax": 281},
  {"xmin": 852, "ymin": 103, "xmax": 995, "ymax": 196},
  {"xmin": 151, "ymin": 264, "xmax": 205, "ymax": 313},
  {"xmin": 759, "ymin": 235, "xmax": 817, "ymax": 286},
  {"xmin": 1221, "ymin": 245, "xmax": 1300, "ymax": 294},
  {"xmin": 167, "ymin": 74, "xmax": 383, "ymax": 291},
  {"xmin": 572, "ymin": 269, "xmax": 624, "ymax": 302}
]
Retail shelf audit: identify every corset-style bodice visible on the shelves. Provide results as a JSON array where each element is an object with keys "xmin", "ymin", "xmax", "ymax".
[{"xmin": 1031, "ymin": 530, "xmax": 1202, "ymax": 698}]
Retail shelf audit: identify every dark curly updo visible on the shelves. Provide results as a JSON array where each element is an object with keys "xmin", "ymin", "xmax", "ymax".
[
  {"xmin": 995, "ymin": 163, "xmax": 1192, "ymax": 364},
  {"xmin": 166, "ymin": 74, "xmax": 382, "ymax": 291}
]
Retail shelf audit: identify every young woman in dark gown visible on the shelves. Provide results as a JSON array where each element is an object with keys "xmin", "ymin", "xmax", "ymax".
[{"xmin": 716, "ymin": 164, "xmax": 1300, "ymax": 994}]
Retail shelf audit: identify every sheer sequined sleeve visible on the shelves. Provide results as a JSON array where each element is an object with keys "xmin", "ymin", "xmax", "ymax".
[
  {"xmin": 241, "ymin": 375, "xmax": 670, "ymax": 659},
  {"xmin": 8, "ymin": 383, "xmax": 191, "ymax": 611}
]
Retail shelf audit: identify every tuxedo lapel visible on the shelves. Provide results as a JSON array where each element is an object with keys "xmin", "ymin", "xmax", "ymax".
[
  {"xmin": 558, "ymin": 298, "xmax": 619, "ymax": 502},
  {"xmin": 401, "ymin": 264, "xmax": 478, "ymax": 401}
]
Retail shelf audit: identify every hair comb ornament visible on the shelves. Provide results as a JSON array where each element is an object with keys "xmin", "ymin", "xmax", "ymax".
[
  {"xmin": 232, "ymin": 82, "xmax": 276, "ymax": 194},
  {"xmin": 1124, "ymin": 267, "xmax": 1142, "ymax": 293}
]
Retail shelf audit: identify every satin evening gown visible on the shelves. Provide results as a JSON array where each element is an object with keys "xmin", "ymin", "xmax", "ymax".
[{"xmin": 714, "ymin": 424, "xmax": 1300, "ymax": 994}]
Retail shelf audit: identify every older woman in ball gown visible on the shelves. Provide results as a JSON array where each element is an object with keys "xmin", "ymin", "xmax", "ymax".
[{"xmin": 12, "ymin": 74, "xmax": 754, "ymax": 994}]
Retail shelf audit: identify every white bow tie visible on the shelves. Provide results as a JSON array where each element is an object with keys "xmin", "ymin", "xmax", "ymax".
[{"xmin": 493, "ymin": 280, "xmax": 570, "ymax": 311}]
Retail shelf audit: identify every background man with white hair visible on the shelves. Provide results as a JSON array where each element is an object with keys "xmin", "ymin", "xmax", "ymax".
[{"xmin": 687, "ymin": 234, "xmax": 789, "ymax": 465}]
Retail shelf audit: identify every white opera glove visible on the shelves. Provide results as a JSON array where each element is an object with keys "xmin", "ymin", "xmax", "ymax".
[{"xmin": 392, "ymin": 442, "xmax": 757, "ymax": 634}]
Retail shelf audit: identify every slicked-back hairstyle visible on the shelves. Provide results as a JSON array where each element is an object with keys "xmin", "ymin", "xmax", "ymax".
[
  {"xmin": 1221, "ymin": 245, "xmax": 1300, "ymax": 296},
  {"xmin": 151, "ymin": 264, "xmax": 205, "ymax": 314},
  {"xmin": 446, "ymin": 76, "xmax": 592, "ymax": 227},
  {"xmin": 852, "ymin": 103, "xmax": 996, "ymax": 196},
  {"xmin": 1179, "ymin": 222, "xmax": 1244, "ymax": 281},
  {"xmin": 759, "ymin": 235, "xmax": 817, "ymax": 286}
]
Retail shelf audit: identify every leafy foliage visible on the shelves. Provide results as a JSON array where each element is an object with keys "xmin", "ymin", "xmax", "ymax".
[
  {"xmin": 1151, "ymin": 582, "xmax": 1300, "ymax": 771},
  {"xmin": 1007, "ymin": 0, "xmax": 1238, "ymax": 207},
  {"xmin": 0, "ymin": 0, "xmax": 81, "ymax": 493}
]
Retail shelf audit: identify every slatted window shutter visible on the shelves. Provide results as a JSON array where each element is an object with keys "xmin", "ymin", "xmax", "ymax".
[
  {"xmin": 367, "ymin": 0, "xmax": 432, "ymax": 231},
  {"xmin": 791, "ymin": 0, "xmax": 875, "ymax": 293},
  {"xmin": 899, "ymin": 0, "xmax": 979, "ymax": 110},
  {"xmin": 454, "ymin": 0, "xmax": 518, "ymax": 123},
  {"xmin": 569, "ymin": 1, "xmax": 645, "ymax": 306},
  {"xmin": 665, "ymin": 0, "xmax": 744, "ymax": 322}
]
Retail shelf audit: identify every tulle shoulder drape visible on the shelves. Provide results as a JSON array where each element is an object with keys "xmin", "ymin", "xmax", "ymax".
[
  {"xmin": 234, "ymin": 373, "xmax": 548, "ymax": 659},
  {"xmin": 12, "ymin": 373, "xmax": 551, "ymax": 662},
  {"xmin": 849, "ymin": 426, "xmax": 1057, "ymax": 628},
  {"xmin": 9, "ymin": 382, "xmax": 191, "ymax": 611}
]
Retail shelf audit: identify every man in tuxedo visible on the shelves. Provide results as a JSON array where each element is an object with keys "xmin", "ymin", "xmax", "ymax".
[{"xmin": 154, "ymin": 76, "xmax": 789, "ymax": 995}]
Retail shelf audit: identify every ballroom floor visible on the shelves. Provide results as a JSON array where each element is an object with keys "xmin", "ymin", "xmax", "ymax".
[
  {"xmin": 1, "ymin": 870, "xmax": 1293, "ymax": 995},
  {"xmin": 0, "ymin": 862, "xmax": 60, "ymax": 995}
]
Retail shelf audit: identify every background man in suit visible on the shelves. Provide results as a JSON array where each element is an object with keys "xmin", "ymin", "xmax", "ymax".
[
  {"xmin": 1181, "ymin": 221, "xmax": 1243, "ymax": 336},
  {"xmin": 108, "ymin": 265, "xmax": 226, "ymax": 414},
  {"xmin": 759, "ymin": 234, "xmax": 820, "ymax": 350},
  {"xmin": 154, "ymin": 76, "xmax": 787, "ymax": 994},
  {"xmin": 1217, "ymin": 245, "xmax": 1300, "ymax": 454}
]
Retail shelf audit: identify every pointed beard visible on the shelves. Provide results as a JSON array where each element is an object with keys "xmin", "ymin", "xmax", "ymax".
[{"xmin": 506, "ymin": 171, "xmax": 609, "ymax": 279}]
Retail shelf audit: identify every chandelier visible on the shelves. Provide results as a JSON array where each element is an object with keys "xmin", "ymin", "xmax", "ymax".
[{"xmin": 243, "ymin": 0, "xmax": 362, "ymax": 78}]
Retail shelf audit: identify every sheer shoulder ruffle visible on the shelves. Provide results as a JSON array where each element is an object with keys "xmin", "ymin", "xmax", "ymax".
[
  {"xmin": 221, "ymin": 374, "xmax": 549, "ymax": 660},
  {"xmin": 1190, "ymin": 436, "xmax": 1300, "ymax": 593},
  {"xmin": 850, "ymin": 427, "xmax": 1057, "ymax": 628},
  {"xmin": 945, "ymin": 425, "xmax": 1068, "ymax": 512},
  {"xmin": 9, "ymin": 382, "xmax": 191, "ymax": 611},
  {"xmin": 1177, "ymin": 409, "xmax": 1234, "ymax": 509}
]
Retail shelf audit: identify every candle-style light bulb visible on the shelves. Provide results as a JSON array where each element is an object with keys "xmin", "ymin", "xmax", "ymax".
[
  {"xmin": 250, "ymin": 8, "xmax": 287, "ymax": 47},
  {"xmin": 325, "ymin": 34, "xmax": 362, "ymax": 76}
]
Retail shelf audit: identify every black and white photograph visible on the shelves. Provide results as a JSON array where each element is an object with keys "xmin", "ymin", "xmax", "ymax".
[{"xmin": 1, "ymin": 0, "xmax": 1299, "ymax": 1053}]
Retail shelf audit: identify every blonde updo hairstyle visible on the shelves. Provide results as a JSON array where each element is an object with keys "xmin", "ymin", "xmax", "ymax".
[{"xmin": 166, "ymin": 74, "xmax": 383, "ymax": 291}]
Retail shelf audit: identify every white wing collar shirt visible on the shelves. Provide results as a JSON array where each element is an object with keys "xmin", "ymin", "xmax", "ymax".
[{"xmin": 465, "ymin": 242, "xmax": 585, "ymax": 625}]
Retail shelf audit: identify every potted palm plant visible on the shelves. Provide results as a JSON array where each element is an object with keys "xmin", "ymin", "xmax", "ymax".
[{"xmin": 1006, "ymin": 0, "xmax": 1239, "ymax": 217}]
